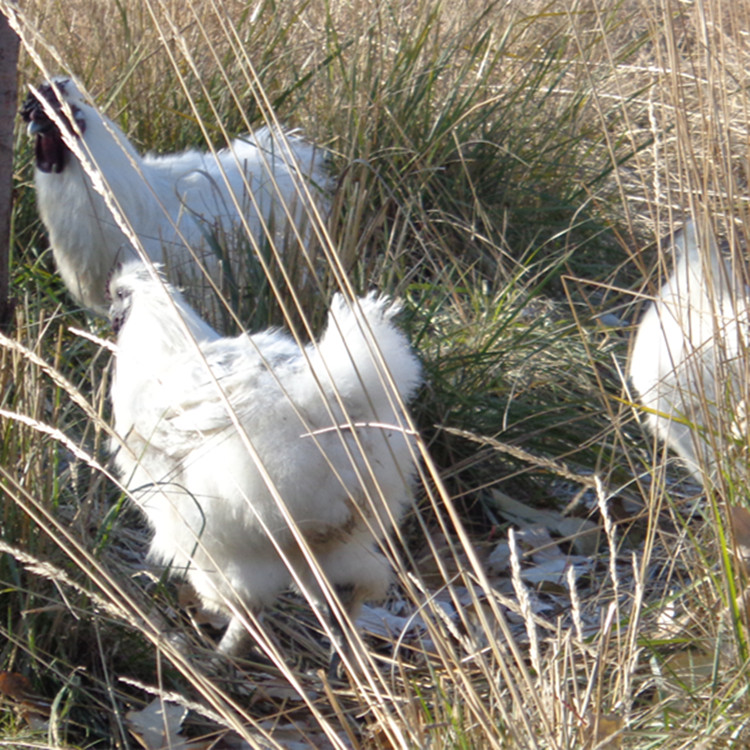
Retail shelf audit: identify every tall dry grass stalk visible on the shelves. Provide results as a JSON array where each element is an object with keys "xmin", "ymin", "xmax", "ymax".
[{"xmin": 1, "ymin": 0, "xmax": 750, "ymax": 747}]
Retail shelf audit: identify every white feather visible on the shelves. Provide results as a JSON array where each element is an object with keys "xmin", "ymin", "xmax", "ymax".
[
  {"xmin": 109, "ymin": 261, "xmax": 421, "ymax": 653},
  {"xmin": 629, "ymin": 219, "xmax": 749, "ymax": 481},
  {"xmin": 25, "ymin": 77, "xmax": 329, "ymax": 314}
]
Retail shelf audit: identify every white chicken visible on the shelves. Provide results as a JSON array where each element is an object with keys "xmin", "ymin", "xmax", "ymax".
[
  {"xmin": 20, "ymin": 77, "xmax": 329, "ymax": 315},
  {"xmin": 108, "ymin": 261, "xmax": 421, "ymax": 656},
  {"xmin": 629, "ymin": 219, "xmax": 749, "ymax": 482}
]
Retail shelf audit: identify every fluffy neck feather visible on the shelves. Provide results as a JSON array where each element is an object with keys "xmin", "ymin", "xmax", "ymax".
[
  {"xmin": 123, "ymin": 280, "xmax": 217, "ymax": 361},
  {"xmin": 111, "ymin": 275, "xmax": 218, "ymax": 438}
]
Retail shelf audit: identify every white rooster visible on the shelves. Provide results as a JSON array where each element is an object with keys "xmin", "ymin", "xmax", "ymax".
[
  {"xmin": 108, "ymin": 261, "xmax": 421, "ymax": 657},
  {"xmin": 629, "ymin": 219, "xmax": 749, "ymax": 482},
  {"xmin": 20, "ymin": 77, "xmax": 329, "ymax": 315}
]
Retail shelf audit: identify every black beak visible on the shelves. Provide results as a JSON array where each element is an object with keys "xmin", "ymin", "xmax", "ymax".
[
  {"xmin": 112, "ymin": 308, "xmax": 126, "ymax": 335},
  {"xmin": 20, "ymin": 90, "xmax": 66, "ymax": 173},
  {"xmin": 27, "ymin": 117, "xmax": 53, "ymax": 136}
]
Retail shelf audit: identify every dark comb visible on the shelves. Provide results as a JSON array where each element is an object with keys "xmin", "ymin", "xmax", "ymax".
[{"xmin": 19, "ymin": 80, "xmax": 68, "ymax": 122}]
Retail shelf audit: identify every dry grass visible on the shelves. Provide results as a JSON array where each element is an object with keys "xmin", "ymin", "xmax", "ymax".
[{"xmin": 2, "ymin": 0, "xmax": 750, "ymax": 747}]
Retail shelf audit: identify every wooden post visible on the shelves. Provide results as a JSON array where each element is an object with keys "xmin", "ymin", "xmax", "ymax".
[{"xmin": 0, "ymin": 10, "xmax": 19, "ymax": 329}]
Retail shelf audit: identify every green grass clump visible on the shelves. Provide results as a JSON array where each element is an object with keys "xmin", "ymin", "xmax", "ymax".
[{"xmin": 2, "ymin": 0, "xmax": 750, "ymax": 747}]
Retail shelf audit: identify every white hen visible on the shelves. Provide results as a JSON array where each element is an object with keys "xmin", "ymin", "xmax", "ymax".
[
  {"xmin": 20, "ymin": 77, "xmax": 328, "ymax": 315},
  {"xmin": 108, "ymin": 261, "xmax": 421, "ymax": 656},
  {"xmin": 629, "ymin": 219, "xmax": 749, "ymax": 482}
]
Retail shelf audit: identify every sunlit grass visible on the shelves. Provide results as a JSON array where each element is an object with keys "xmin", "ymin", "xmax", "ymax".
[{"xmin": 1, "ymin": 0, "xmax": 750, "ymax": 747}]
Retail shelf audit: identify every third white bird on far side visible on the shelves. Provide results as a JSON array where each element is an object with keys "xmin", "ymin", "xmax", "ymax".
[{"xmin": 629, "ymin": 219, "xmax": 750, "ymax": 483}]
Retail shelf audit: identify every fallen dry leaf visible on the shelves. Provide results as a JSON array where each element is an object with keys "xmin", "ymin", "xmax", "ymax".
[
  {"xmin": 650, "ymin": 649, "xmax": 717, "ymax": 712},
  {"xmin": 661, "ymin": 650, "xmax": 716, "ymax": 691},
  {"xmin": 582, "ymin": 710, "xmax": 624, "ymax": 749},
  {"xmin": 0, "ymin": 671, "xmax": 50, "ymax": 730},
  {"xmin": 490, "ymin": 490, "xmax": 600, "ymax": 555},
  {"xmin": 126, "ymin": 697, "xmax": 212, "ymax": 750},
  {"xmin": 729, "ymin": 505, "xmax": 750, "ymax": 573},
  {"xmin": 0, "ymin": 672, "xmax": 33, "ymax": 701}
]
